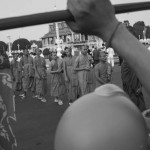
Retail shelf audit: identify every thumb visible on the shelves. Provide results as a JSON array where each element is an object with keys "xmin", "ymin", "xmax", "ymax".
[{"xmin": 66, "ymin": 21, "xmax": 80, "ymax": 33}]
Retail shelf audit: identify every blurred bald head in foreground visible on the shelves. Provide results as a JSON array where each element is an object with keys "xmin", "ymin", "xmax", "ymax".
[{"xmin": 55, "ymin": 84, "xmax": 149, "ymax": 150}]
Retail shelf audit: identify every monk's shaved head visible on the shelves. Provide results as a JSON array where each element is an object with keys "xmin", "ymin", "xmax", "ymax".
[{"xmin": 55, "ymin": 84, "xmax": 149, "ymax": 150}]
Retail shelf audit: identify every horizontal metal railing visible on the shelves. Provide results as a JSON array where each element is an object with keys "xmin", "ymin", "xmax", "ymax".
[{"xmin": 0, "ymin": 2, "xmax": 150, "ymax": 31}]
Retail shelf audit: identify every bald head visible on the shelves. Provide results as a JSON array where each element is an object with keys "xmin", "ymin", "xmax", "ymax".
[
  {"xmin": 55, "ymin": 84, "xmax": 149, "ymax": 150},
  {"xmin": 99, "ymin": 51, "xmax": 107, "ymax": 62},
  {"xmin": 66, "ymin": 47, "xmax": 72, "ymax": 57}
]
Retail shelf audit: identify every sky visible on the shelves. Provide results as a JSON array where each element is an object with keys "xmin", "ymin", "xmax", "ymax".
[{"xmin": 0, "ymin": 0, "xmax": 150, "ymax": 43}]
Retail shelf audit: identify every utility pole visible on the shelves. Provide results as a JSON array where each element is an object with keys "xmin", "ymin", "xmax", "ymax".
[
  {"xmin": 7, "ymin": 35, "xmax": 11, "ymax": 55},
  {"xmin": 54, "ymin": 5, "xmax": 61, "ymax": 57}
]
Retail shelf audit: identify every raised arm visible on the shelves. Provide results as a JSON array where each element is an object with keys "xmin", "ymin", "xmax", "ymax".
[{"xmin": 67, "ymin": 0, "xmax": 150, "ymax": 95}]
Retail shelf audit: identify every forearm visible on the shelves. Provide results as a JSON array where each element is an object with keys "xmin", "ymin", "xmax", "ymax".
[
  {"xmin": 74, "ymin": 65, "xmax": 89, "ymax": 71},
  {"xmin": 103, "ymin": 24, "xmax": 150, "ymax": 94},
  {"xmin": 95, "ymin": 72, "xmax": 105, "ymax": 84},
  {"xmin": 50, "ymin": 70, "xmax": 59, "ymax": 74},
  {"xmin": 74, "ymin": 68, "xmax": 84, "ymax": 71},
  {"xmin": 57, "ymin": 68, "xmax": 63, "ymax": 72},
  {"xmin": 96, "ymin": 77, "xmax": 105, "ymax": 84},
  {"xmin": 63, "ymin": 69, "xmax": 68, "ymax": 79}
]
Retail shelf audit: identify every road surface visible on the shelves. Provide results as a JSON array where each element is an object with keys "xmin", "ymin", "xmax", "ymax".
[{"xmin": 12, "ymin": 64, "xmax": 122, "ymax": 150}]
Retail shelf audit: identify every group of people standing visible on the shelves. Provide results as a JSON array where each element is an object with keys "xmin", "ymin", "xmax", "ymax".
[
  {"xmin": 10, "ymin": 49, "xmax": 47, "ymax": 102},
  {"xmin": 10, "ymin": 45, "xmax": 114, "ymax": 105}
]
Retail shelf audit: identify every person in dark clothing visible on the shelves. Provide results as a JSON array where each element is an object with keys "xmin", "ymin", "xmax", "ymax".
[
  {"xmin": 92, "ymin": 47, "xmax": 100, "ymax": 67},
  {"xmin": 0, "ymin": 50, "xmax": 10, "ymax": 69},
  {"xmin": 121, "ymin": 60, "xmax": 146, "ymax": 112},
  {"xmin": 61, "ymin": 47, "xmax": 68, "ymax": 58},
  {"xmin": 118, "ymin": 55, "xmax": 123, "ymax": 66},
  {"xmin": 87, "ymin": 46, "xmax": 92, "ymax": 56}
]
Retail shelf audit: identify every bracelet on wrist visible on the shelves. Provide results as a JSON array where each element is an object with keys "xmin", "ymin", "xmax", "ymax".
[{"xmin": 108, "ymin": 22, "xmax": 122, "ymax": 47}]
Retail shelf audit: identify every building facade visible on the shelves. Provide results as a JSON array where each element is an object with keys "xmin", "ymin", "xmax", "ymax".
[{"xmin": 41, "ymin": 22, "xmax": 103, "ymax": 50}]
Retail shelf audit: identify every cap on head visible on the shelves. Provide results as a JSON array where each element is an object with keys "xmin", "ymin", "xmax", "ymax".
[{"xmin": 55, "ymin": 84, "xmax": 149, "ymax": 150}]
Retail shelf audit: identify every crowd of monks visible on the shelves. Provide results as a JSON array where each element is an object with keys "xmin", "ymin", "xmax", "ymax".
[{"xmin": 10, "ymin": 45, "xmax": 114, "ymax": 105}]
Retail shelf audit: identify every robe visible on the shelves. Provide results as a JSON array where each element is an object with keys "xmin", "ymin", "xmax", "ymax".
[
  {"xmin": 34, "ymin": 56, "xmax": 47, "ymax": 96},
  {"xmin": 94, "ymin": 62, "xmax": 111, "ymax": 88},
  {"xmin": 121, "ymin": 60, "xmax": 146, "ymax": 112},
  {"xmin": 0, "ymin": 68, "xmax": 17, "ymax": 150},
  {"xmin": 20, "ymin": 55, "xmax": 34, "ymax": 92},
  {"xmin": 10, "ymin": 59, "xmax": 22, "ymax": 91},
  {"xmin": 74, "ymin": 54, "xmax": 90, "ymax": 96},
  {"xmin": 64, "ymin": 56, "xmax": 78, "ymax": 102},
  {"xmin": 49, "ymin": 58, "xmax": 64, "ymax": 98},
  {"xmin": 45, "ymin": 58, "xmax": 51, "ymax": 96}
]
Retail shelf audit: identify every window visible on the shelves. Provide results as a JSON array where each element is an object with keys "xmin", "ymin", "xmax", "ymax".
[
  {"xmin": 74, "ymin": 34, "xmax": 80, "ymax": 41},
  {"xmin": 58, "ymin": 23, "xmax": 63, "ymax": 29},
  {"xmin": 49, "ymin": 24, "xmax": 55, "ymax": 32},
  {"xmin": 63, "ymin": 23, "xmax": 68, "ymax": 28}
]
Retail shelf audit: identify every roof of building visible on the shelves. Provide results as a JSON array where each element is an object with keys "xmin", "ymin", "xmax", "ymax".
[
  {"xmin": 41, "ymin": 29, "xmax": 72, "ymax": 39},
  {"xmin": 41, "ymin": 22, "xmax": 72, "ymax": 39}
]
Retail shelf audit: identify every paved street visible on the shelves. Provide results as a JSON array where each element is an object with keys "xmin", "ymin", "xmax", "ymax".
[{"xmin": 12, "ymin": 64, "xmax": 122, "ymax": 150}]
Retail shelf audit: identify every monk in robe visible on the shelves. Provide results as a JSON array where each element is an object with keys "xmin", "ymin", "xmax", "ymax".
[
  {"xmin": 94, "ymin": 51, "xmax": 112, "ymax": 88},
  {"xmin": 10, "ymin": 53, "xmax": 22, "ymax": 96},
  {"xmin": 63, "ymin": 47, "xmax": 78, "ymax": 105},
  {"xmin": 74, "ymin": 45, "xmax": 91, "ymax": 96},
  {"xmin": 19, "ymin": 49, "xmax": 34, "ymax": 99},
  {"xmin": 33, "ymin": 49, "xmax": 47, "ymax": 102},
  {"xmin": 121, "ymin": 60, "xmax": 146, "ymax": 112},
  {"xmin": 49, "ymin": 51, "xmax": 64, "ymax": 105},
  {"xmin": 43, "ymin": 50, "xmax": 51, "ymax": 97},
  {"xmin": 87, "ymin": 51, "xmax": 94, "ymax": 92}
]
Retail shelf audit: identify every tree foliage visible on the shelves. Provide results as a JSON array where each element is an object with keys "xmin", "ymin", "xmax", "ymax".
[
  {"xmin": 133, "ymin": 21, "xmax": 145, "ymax": 39},
  {"xmin": 0, "ymin": 41, "xmax": 8, "ymax": 51},
  {"xmin": 43, "ymin": 48, "xmax": 50, "ymax": 56},
  {"xmin": 146, "ymin": 26, "xmax": 150, "ymax": 39},
  {"xmin": 126, "ymin": 25, "xmax": 137, "ymax": 38},
  {"xmin": 30, "ymin": 40, "xmax": 42, "ymax": 48},
  {"xmin": 123, "ymin": 20, "xmax": 150, "ymax": 39},
  {"xmin": 12, "ymin": 38, "xmax": 31, "ymax": 50}
]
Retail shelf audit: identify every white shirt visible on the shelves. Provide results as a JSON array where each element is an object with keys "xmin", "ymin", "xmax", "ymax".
[
  {"xmin": 107, "ymin": 48, "xmax": 114, "ymax": 58},
  {"xmin": 40, "ymin": 54, "xmax": 44, "ymax": 58}
]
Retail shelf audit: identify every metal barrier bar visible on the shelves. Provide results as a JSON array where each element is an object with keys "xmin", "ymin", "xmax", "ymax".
[{"xmin": 0, "ymin": 1, "xmax": 150, "ymax": 31}]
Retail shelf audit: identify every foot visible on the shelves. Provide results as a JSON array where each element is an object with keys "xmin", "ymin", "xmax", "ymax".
[
  {"xmin": 58, "ymin": 100, "xmax": 63, "ymax": 106},
  {"xmin": 54, "ymin": 98, "xmax": 59, "ymax": 103},
  {"xmin": 69, "ymin": 100, "xmax": 73, "ymax": 106},
  {"xmin": 19, "ymin": 94, "xmax": 25, "ymax": 97},
  {"xmin": 32, "ymin": 95, "xmax": 39, "ymax": 98},
  {"xmin": 38, "ymin": 96, "xmax": 42, "ymax": 100},
  {"xmin": 21, "ymin": 95, "xmax": 26, "ymax": 99},
  {"xmin": 41, "ymin": 98, "xmax": 47, "ymax": 102},
  {"xmin": 69, "ymin": 102, "xmax": 72, "ymax": 106}
]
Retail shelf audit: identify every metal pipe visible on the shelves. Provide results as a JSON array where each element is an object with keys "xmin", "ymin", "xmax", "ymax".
[{"xmin": 0, "ymin": 1, "xmax": 150, "ymax": 31}]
